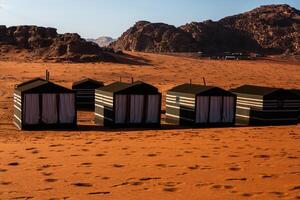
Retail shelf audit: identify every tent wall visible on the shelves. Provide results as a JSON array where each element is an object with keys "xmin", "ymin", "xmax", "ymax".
[
  {"xmin": 14, "ymin": 92, "xmax": 76, "ymax": 130},
  {"xmin": 94, "ymin": 91, "xmax": 114, "ymax": 126},
  {"xmin": 235, "ymin": 94, "xmax": 299, "ymax": 125},
  {"xmin": 13, "ymin": 91, "xmax": 22, "ymax": 130},
  {"xmin": 235, "ymin": 95, "xmax": 263, "ymax": 125},
  {"xmin": 166, "ymin": 92, "xmax": 196, "ymax": 125},
  {"xmin": 95, "ymin": 91, "xmax": 161, "ymax": 127},
  {"xmin": 166, "ymin": 92, "xmax": 236, "ymax": 126},
  {"xmin": 73, "ymin": 88, "xmax": 97, "ymax": 109}
]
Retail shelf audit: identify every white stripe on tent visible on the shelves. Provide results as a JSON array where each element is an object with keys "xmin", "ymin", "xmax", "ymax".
[
  {"xmin": 14, "ymin": 93, "xmax": 21, "ymax": 99},
  {"xmin": 14, "ymin": 114, "xmax": 22, "ymax": 122},
  {"xmin": 166, "ymin": 113, "xmax": 194, "ymax": 122},
  {"xmin": 95, "ymin": 98, "xmax": 113, "ymax": 105},
  {"xmin": 95, "ymin": 96, "xmax": 113, "ymax": 103},
  {"xmin": 237, "ymin": 100, "xmax": 263, "ymax": 106},
  {"xmin": 167, "ymin": 94, "xmax": 195, "ymax": 101},
  {"xmin": 166, "ymin": 104, "xmax": 195, "ymax": 111},
  {"xmin": 14, "ymin": 100, "xmax": 21, "ymax": 106},
  {"xmin": 237, "ymin": 102, "xmax": 262, "ymax": 108},
  {"xmin": 14, "ymin": 105, "xmax": 21, "ymax": 111},
  {"xmin": 13, "ymin": 121, "xmax": 21, "ymax": 130},
  {"xmin": 166, "ymin": 100, "xmax": 195, "ymax": 107},
  {"xmin": 95, "ymin": 113, "xmax": 113, "ymax": 121},
  {"xmin": 95, "ymin": 104, "xmax": 113, "ymax": 111},
  {"xmin": 95, "ymin": 93, "xmax": 113, "ymax": 99},
  {"xmin": 95, "ymin": 99, "xmax": 113, "ymax": 106},
  {"xmin": 237, "ymin": 96, "xmax": 263, "ymax": 102},
  {"xmin": 237, "ymin": 106, "xmax": 250, "ymax": 110}
]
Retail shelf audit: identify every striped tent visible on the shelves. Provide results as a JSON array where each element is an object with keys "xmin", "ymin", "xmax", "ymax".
[
  {"xmin": 289, "ymin": 89, "xmax": 300, "ymax": 123},
  {"xmin": 166, "ymin": 84, "xmax": 236, "ymax": 126},
  {"xmin": 14, "ymin": 78, "xmax": 77, "ymax": 130},
  {"xmin": 231, "ymin": 85, "xmax": 300, "ymax": 125},
  {"xmin": 95, "ymin": 81, "xmax": 161, "ymax": 127},
  {"xmin": 72, "ymin": 78, "xmax": 104, "ymax": 109}
]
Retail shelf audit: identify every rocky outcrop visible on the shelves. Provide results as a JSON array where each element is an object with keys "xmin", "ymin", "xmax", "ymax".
[
  {"xmin": 0, "ymin": 25, "xmax": 117, "ymax": 62},
  {"xmin": 110, "ymin": 21, "xmax": 199, "ymax": 52},
  {"xmin": 180, "ymin": 20, "xmax": 261, "ymax": 53},
  {"xmin": 112, "ymin": 4, "xmax": 300, "ymax": 55},
  {"xmin": 219, "ymin": 4, "xmax": 300, "ymax": 54}
]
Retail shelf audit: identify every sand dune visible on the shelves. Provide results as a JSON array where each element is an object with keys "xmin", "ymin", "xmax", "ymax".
[{"xmin": 0, "ymin": 52, "xmax": 299, "ymax": 199}]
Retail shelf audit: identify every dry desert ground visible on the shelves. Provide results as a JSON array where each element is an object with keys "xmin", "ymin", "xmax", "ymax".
[{"xmin": 0, "ymin": 53, "xmax": 300, "ymax": 200}]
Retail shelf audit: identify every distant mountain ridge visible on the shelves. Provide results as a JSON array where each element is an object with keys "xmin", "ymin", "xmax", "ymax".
[
  {"xmin": 87, "ymin": 37, "xmax": 116, "ymax": 47},
  {"xmin": 111, "ymin": 4, "xmax": 300, "ymax": 55},
  {"xmin": 0, "ymin": 26, "xmax": 122, "ymax": 62}
]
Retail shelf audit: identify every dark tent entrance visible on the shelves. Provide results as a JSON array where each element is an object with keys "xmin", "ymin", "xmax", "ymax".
[
  {"xmin": 195, "ymin": 96, "xmax": 235, "ymax": 124},
  {"xmin": 114, "ymin": 94, "xmax": 160, "ymax": 124}
]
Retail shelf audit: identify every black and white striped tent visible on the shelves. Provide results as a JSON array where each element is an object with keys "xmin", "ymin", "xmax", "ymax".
[
  {"xmin": 231, "ymin": 85, "xmax": 300, "ymax": 125},
  {"xmin": 14, "ymin": 78, "xmax": 77, "ymax": 130},
  {"xmin": 72, "ymin": 78, "xmax": 104, "ymax": 109},
  {"xmin": 95, "ymin": 81, "xmax": 161, "ymax": 127},
  {"xmin": 289, "ymin": 89, "xmax": 300, "ymax": 123},
  {"xmin": 166, "ymin": 84, "xmax": 236, "ymax": 126}
]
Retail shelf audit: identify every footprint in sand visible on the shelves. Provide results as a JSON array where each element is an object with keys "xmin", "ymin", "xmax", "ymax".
[
  {"xmin": 8, "ymin": 162, "xmax": 19, "ymax": 166},
  {"xmin": 88, "ymin": 191, "xmax": 110, "ymax": 195},
  {"xmin": 72, "ymin": 183, "xmax": 93, "ymax": 187},
  {"xmin": 289, "ymin": 185, "xmax": 300, "ymax": 191},
  {"xmin": 112, "ymin": 164, "xmax": 125, "ymax": 168},
  {"xmin": 0, "ymin": 181, "xmax": 12, "ymax": 185},
  {"xmin": 45, "ymin": 178, "xmax": 58, "ymax": 183},
  {"xmin": 188, "ymin": 165, "xmax": 199, "ymax": 170},
  {"xmin": 226, "ymin": 177, "xmax": 247, "ymax": 181},
  {"xmin": 0, "ymin": 169, "xmax": 7, "ymax": 172}
]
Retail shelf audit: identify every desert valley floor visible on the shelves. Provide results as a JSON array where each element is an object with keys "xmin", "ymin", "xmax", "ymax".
[{"xmin": 0, "ymin": 53, "xmax": 300, "ymax": 200}]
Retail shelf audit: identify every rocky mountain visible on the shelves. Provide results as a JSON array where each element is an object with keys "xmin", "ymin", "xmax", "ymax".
[
  {"xmin": 110, "ymin": 21, "xmax": 199, "ymax": 52},
  {"xmin": 180, "ymin": 20, "xmax": 261, "ymax": 53},
  {"xmin": 219, "ymin": 4, "xmax": 300, "ymax": 54},
  {"xmin": 87, "ymin": 37, "xmax": 116, "ymax": 47},
  {"xmin": 111, "ymin": 4, "xmax": 300, "ymax": 55},
  {"xmin": 0, "ymin": 25, "xmax": 118, "ymax": 62}
]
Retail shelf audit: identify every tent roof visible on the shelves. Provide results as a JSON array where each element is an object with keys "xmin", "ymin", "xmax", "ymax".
[
  {"xmin": 72, "ymin": 78, "xmax": 104, "ymax": 89},
  {"xmin": 16, "ymin": 77, "xmax": 73, "ymax": 93},
  {"xmin": 168, "ymin": 84, "xmax": 233, "ymax": 96},
  {"xmin": 97, "ymin": 81, "xmax": 159, "ymax": 94},
  {"xmin": 230, "ymin": 85, "xmax": 280, "ymax": 96},
  {"xmin": 169, "ymin": 84, "xmax": 214, "ymax": 94}
]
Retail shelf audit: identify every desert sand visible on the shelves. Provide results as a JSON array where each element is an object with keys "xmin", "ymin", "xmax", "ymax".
[{"xmin": 0, "ymin": 53, "xmax": 299, "ymax": 200}]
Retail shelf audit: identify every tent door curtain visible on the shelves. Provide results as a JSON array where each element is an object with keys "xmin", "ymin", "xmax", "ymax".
[
  {"xmin": 196, "ymin": 96, "xmax": 210, "ymax": 123},
  {"xmin": 23, "ymin": 94, "xmax": 40, "ymax": 125},
  {"xmin": 209, "ymin": 96, "xmax": 223, "ymax": 123},
  {"xmin": 146, "ymin": 95, "xmax": 160, "ymax": 124},
  {"xmin": 59, "ymin": 94, "xmax": 75, "ymax": 124},
  {"xmin": 115, "ymin": 95, "xmax": 128, "ymax": 124},
  {"xmin": 129, "ymin": 95, "xmax": 145, "ymax": 124},
  {"xmin": 42, "ymin": 94, "xmax": 58, "ymax": 124},
  {"xmin": 222, "ymin": 96, "xmax": 235, "ymax": 123}
]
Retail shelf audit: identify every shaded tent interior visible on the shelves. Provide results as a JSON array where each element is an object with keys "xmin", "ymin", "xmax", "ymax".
[
  {"xmin": 231, "ymin": 85, "xmax": 300, "ymax": 126},
  {"xmin": 13, "ymin": 78, "xmax": 77, "ymax": 130},
  {"xmin": 95, "ymin": 81, "xmax": 161, "ymax": 127},
  {"xmin": 72, "ymin": 78, "xmax": 104, "ymax": 110},
  {"xmin": 166, "ymin": 84, "xmax": 236, "ymax": 126}
]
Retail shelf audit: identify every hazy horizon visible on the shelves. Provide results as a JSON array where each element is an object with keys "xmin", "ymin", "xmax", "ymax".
[{"xmin": 0, "ymin": 0, "xmax": 299, "ymax": 39}]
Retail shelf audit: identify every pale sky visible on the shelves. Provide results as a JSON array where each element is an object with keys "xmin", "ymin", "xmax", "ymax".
[{"xmin": 0, "ymin": 0, "xmax": 299, "ymax": 39}]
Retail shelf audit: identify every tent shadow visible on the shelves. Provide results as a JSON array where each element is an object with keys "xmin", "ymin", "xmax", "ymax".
[{"xmin": 75, "ymin": 124, "xmax": 250, "ymax": 132}]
